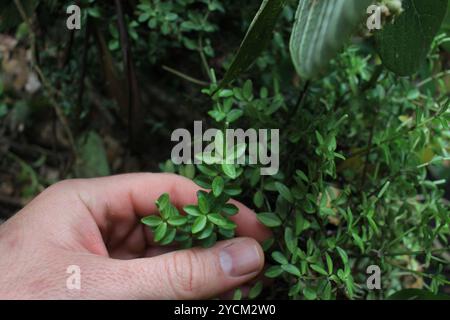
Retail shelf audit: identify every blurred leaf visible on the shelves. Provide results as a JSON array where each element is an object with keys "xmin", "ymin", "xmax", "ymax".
[
  {"xmin": 376, "ymin": 0, "xmax": 448, "ymax": 75},
  {"xmin": 249, "ymin": 281, "xmax": 263, "ymax": 299},
  {"xmin": 74, "ymin": 131, "xmax": 110, "ymax": 178},
  {"xmin": 290, "ymin": 0, "xmax": 371, "ymax": 79}
]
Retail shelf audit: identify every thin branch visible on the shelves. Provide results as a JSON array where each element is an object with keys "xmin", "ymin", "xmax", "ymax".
[
  {"xmin": 416, "ymin": 70, "xmax": 450, "ymax": 88},
  {"xmin": 115, "ymin": 0, "xmax": 143, "ymax": 153},
  {"xmin": 162, "ymin": 65, "xmax": 210, "ymax": 86}
]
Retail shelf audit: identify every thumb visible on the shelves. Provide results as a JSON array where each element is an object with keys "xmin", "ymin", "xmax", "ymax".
[{"xmin": 110, "ymin": 237, "xmax": 265, "ymax": 299}]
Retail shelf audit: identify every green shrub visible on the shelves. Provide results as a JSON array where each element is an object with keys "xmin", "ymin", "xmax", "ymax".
[
  {"xmin": 143, "ymin": 0, "xmax": 450, "ymax": 299},
  {"xmin": 1, "ymin": 0, "xmax": 449, "ymax": 300}
]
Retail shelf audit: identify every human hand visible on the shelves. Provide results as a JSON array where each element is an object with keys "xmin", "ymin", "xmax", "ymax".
[{"xmin": 0, "ymin": 173, "xmax": 270, "ymax": 299}]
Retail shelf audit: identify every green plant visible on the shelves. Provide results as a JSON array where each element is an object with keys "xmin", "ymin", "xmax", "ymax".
[
  {"xmin": 142, "ymin": 191, "xmax": 239, "ymax": 248},
  {"xmin": 141, "ymin": 0, "xmax": 450, "ymax": 300}
]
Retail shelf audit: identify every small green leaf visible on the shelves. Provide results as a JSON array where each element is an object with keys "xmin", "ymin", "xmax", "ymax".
[
  {"xmin": 197, "ymin": 222, "xmax": 214, "ymax": 240},
  {"xmin": 192, "ymin": 216, "xmax": 207, "ymax": 234},
  {"xmin": 201, "ymin": 232, "xmax": 217, "ymax": 248},
  {"xmin": 212, "ymin": 176, "xmax": 225, "ymax": 197},
  {"xmin": 207, "ymin": 213, "xmax": 228, "ymax": 227},
  {"xmin": 197, "ymin": 164, "xmax": 218, "ymax": 177},
  {"xmin": 243, "ymin": 80, "xmax": 253, "ymax": 100},
  {"xmin": 183, "ymin": 164, "xmax": 196, "ymax": 179},
  {"xmin": 87, "ymin": 7, "xmax": 101, "ymax": 18},
  {"xmin": 141, "ymin": 215, "xmax": 162, "ymax": 227},
  {"xmin": 275, "ymin": 182, "xmax": 293, "ymax": 203},
  {"xmin": 284, "ymin": 227, "xmax": 297, "ymax": 253},
  {"xmin": 272, "ymin": 251, "xmax": 288, "ymax": 265},
  {"xmin": 311, "ymin": 264, "xmax": 328, "ymax": 276},
  {"xmin": 183, "ymin": 205, "xmax": 202, "ymax": 217},
  {"xmin": 222, "ymin": 163, "xmax": 237, "ymax": 179},
  {"xmin": 159, "ymin": 227, "xmax": 177, "ymax": 245},
  {"xmin": 220, "ymin": 220, "xmax": 237, "ymax": 230},
  {"xmin": 226, "ymin": 109, "xmax": 244, "ymax": 123},
  {"xmin": 325, "ymin": 253, "xmax": 333, "ymax": 275},
  {"xmin": 162, "ymin": 204, "xmax": 179, "ymax": 219},
  {"xmin": 222, "ymin": 203, "xmax": 239, "ymax": 216},
  {"xmin": 156, "ymin": 193, "xmax": 170, "ymax": 211},
  {"xmin": 296, "ymin": 170, "xmax": 309, "ymax": 183},
  {"xmin": 154, "ymin": 222, "xmax": 168, "ymax": 242},
  {"xmin": 303, "ymin": 287, "xmax": 317, "ymax": 300},
  {"xmin": 282, "ymin": 264, "xmax": 301, "ymax": 277},
  {"xmin": 253, "ymin": 190, "xmax": 264, "ymax": 208},
  {"xmin": 167, "ymin": 216, "xmax": 188, "ymax": 227},
  {"xmin": 265, "ymin": 265, "xmax": 284, "ymax": 278},
  {"xmin": 248, "ymin": 281, "xmax": 263, "ymax": 299},
  {"xmin": 257, "ymin": 212, "xmax": 282, "ymax": 227},
  {"xmin": 224, "ymin": 185, "xmax": 242, "ymax": 196},
  {"xmin": 218, "ymin": 227, "xmax": 235, "ymax": 238},
  {"xmin": 336, "ymin": 247, "xmax": 348, "ymax": 265},
  {"xmin": 219, "ymin": 89, "xmax": 234, "ymax": 98},
  {"xmin": 377, "ymin": 181, "xmax": 391, "ymax": 199},
  {"xmin": 262, "ymin": 238, "xmax": 275, "ymax": 251},
  {"xmin": 198, "ymin": 192, "xmax": 210, "ymax": 214},
  {"xmin": 232, "ymin": 288, "xmax": 243, "ymax": 300}
]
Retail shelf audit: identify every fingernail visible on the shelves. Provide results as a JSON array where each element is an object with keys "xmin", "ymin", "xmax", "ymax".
[{"xmin": 220, "ymin": 239, "xmax": 262, "ymax": 277}]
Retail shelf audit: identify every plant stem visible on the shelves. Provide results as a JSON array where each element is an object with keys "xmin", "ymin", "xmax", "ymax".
[{"xmin": 162, "ymin": 65, "xmax": 210, "ymax": 86}]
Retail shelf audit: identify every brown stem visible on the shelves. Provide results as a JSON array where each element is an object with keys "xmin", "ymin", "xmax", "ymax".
[{"xmin": 114, "ymin": 0, "xmax": 143, "ymax": 154}]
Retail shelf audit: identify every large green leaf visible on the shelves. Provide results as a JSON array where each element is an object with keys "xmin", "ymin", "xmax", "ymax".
[
  {"xmin": 290, "ymin": 0, "xmax": 371, "ymax": 79},
  {"xmin": 376, "ymin": 0, "xmax": 449, "ymax": 76},
  {"xmin": 220, "ymin": 0, "xmax": 287, "ymax": 87}
]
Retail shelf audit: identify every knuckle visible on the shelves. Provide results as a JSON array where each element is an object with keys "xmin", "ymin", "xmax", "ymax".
[{"xmin": 165, "ymin": 250, "xmax": 205, "ymax": 299}]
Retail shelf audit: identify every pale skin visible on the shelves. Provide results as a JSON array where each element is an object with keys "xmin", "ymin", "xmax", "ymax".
[{"xmin": 0, "ymin": 173, "xmax": 270, "ymax": 299}]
